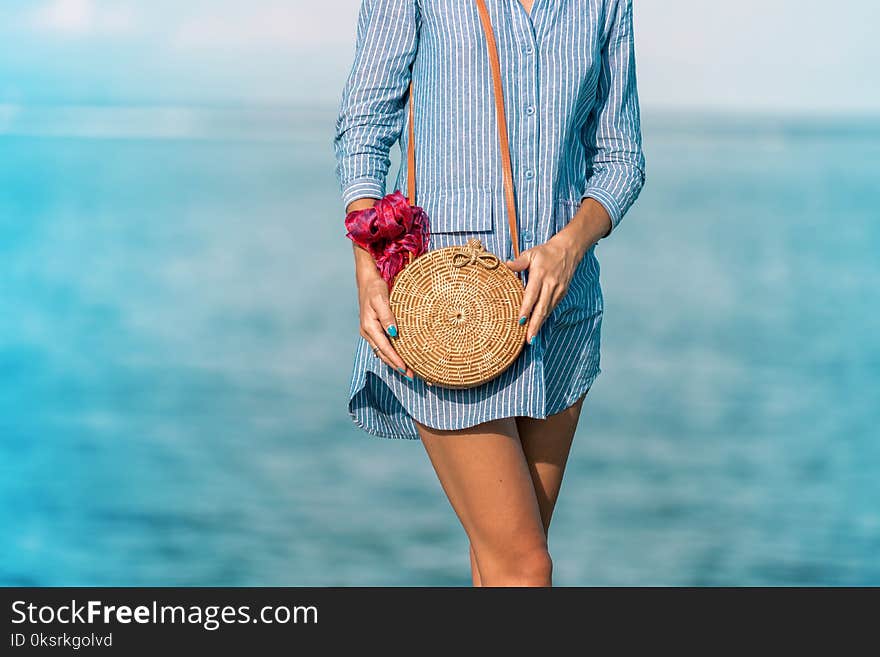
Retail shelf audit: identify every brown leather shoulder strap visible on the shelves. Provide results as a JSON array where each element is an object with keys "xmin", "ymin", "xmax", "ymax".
[
  {"xmin": 407, "ymin": 79, "xmax": 417, "ymax": 206},
  {"xmin": 407, "ymin": 0, "xmax": 520, "ymax": 258}
]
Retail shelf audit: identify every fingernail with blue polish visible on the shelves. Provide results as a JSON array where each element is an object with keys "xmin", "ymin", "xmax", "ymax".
[
  {"xmin": 529, "ymin": 335, "xmax": 537, "ymax": 345},
  {"xmin": 387, "ymin": 324, "xmax": 398, "ymax": 338},
  {"xmin": 518, "ymin": 316, "xmax": 527, "ymax": 326},
  {"xmin": 397, "ymin": 366, "xmax": 406, "ymax": 374},
  {"xmin": 405, "ymin": 374, "xmax": 415, "ymax": 382}
]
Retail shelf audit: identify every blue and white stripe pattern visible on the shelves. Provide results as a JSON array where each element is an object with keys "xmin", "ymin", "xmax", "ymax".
[{"xmin": 333, "ymin": 0, "xmax": 645, "ymax": 439}]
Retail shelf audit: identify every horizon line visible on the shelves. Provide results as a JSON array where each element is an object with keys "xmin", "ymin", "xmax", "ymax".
[{"xmin": 1, "ymin": 102, "xmax": 879, "ymax": 142}]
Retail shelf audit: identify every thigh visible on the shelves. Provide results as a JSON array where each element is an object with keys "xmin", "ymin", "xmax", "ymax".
[
  {"xmin": 516, "ymin": 390, "xmax": 588, "ymax": 533},
  {"xmin": 414, "ymin": 416, "xmax": 547, "ymax": 557}
]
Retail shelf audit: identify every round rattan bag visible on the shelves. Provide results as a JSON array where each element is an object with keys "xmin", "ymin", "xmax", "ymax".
[{"xmin": 389, "ymin": 237, "xmax": 527, "ymax": 389}]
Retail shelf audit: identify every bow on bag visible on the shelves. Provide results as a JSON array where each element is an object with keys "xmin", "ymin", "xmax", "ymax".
[
  {"xmin": 344, "ymin": 190, "xmax": 431, "ymax": 288},
  {"xmin": 451, "ymin": 238, "xmax": 500, "ymax": 270}
]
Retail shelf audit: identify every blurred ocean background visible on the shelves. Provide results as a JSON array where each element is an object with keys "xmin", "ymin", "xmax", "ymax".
[{"xmin": 2, "ymin": 104, "xmax": 878, "ymax": 586}]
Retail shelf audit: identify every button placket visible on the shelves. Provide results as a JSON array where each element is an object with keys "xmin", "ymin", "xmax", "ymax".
[
  {"xmin": 505, "ymin": 0, "xmax": 540, "ymax": 256},
  {"xmin": 519, "ymin": 14, "xmax": 539, "ymax": 250}
]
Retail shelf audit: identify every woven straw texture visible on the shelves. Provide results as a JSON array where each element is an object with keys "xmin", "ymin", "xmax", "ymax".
[{"xmin": 390, "ymin": 238, "xmax": 527, "ymax": 388}]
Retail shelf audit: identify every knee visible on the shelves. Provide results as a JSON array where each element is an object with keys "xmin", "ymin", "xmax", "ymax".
[
  {"xmin": 479, "ymin": 542, "xmax": 553, "ymax": 587},
  {"xmin": 517, "ymin": 547, "xmax": 553, "ymax": 586}
]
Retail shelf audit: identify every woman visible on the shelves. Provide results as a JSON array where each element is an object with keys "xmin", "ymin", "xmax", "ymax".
[{"xmin": 333, "ymin": 0, "xmax": 645, "ymax": 586}]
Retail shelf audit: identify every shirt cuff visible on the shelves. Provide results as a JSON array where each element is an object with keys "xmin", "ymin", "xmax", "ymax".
[
  {"xmin": 580, "ymin": 186, "xmax": 623, "ymax": 235},
  {"xmin": 341, "ymin": 177, "xmax": 386, "ymax": 209}
]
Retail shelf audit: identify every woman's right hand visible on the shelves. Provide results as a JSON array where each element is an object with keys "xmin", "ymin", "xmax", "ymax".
[
  {"xmin": 356, "ymin": 266, "xmax": 414, "ymax": 382},
  {"xmin": 348, "ymin": 198, "xmax": 415, "ymax": 382}
]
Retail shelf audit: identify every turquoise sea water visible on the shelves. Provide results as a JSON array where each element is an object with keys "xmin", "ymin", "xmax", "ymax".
[{"xmin": 1, "ymin": 108, "xmax": 879, "ymax": 585}]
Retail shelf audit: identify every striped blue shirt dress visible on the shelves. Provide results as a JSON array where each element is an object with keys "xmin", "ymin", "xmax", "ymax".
[{"xmin": 333, "ymin": 0, "xmax": 646, "ymax": 439}]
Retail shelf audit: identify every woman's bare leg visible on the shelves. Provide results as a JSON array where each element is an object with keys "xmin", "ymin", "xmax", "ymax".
[
  {"xmin": 415, "ymin": 416, "xmax": 551, "ymax": 587},
  {"xmin": 469, "ymin": 543, "xmax": 481, "ymax": 586},
  {"xmin": 516, "ymin": 391, "xmax": 589, "ymax": 534},
  {"xmin": 466, "ymin": 391, "xmax": 589, "ymax": 585}
]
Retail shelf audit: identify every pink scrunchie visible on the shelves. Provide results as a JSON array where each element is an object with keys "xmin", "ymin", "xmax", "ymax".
[{"xmin": 344, "ymin": 190, "xmax": 431, "ymax": 288}]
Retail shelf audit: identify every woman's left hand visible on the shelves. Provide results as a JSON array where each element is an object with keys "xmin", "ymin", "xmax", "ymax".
[{"xmin": 505, "ymin": 232, "xmax": 589, "ymax": 345}]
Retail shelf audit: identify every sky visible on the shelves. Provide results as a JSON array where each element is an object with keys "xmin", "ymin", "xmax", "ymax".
[{"xmin": 0, "ymin": 0, "xmax": 878, "ymax": 114}]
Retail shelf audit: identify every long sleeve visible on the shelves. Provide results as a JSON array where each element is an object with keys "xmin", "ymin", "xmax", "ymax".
[
  {"xmin": 580, "ymin": 0, "xmax": 646, "ymax": 234},
  {"xmin": 333, "ymin": 0, "xmax": 420, "ymax": 209}
]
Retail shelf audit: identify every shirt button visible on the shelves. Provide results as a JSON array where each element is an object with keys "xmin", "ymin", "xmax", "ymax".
[
  {"xmin": 525, "ymin": 105, "xmax": 535, "ymax": 115},
  {"xmin": 522, "ymin": 230, "xmax": 534, "ymax": 243},
  {"xmin": 523, "ymin": 45, "xmax": 534, "ymax": 55},
  {"xmin": 524, "ymin": 169, "xmax": 534, "ymax": 179}
]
